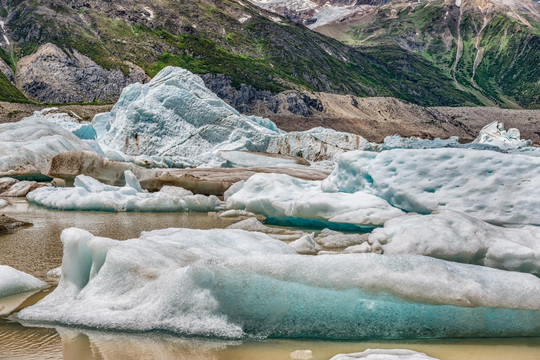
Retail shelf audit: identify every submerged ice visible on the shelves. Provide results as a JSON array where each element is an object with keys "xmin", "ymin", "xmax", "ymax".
[
  {"xmin": 26, "ymin": 170, "xmax": 220, "ymax": 212},
  {"xmin": 15, "ymin": 227, "xmax": 540, "ymax": 339}
]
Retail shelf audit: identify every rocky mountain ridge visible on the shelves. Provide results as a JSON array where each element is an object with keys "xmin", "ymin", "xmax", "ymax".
[{"xmin": 0, "ymin": 0, "xmax": 475, "ymax": 106}]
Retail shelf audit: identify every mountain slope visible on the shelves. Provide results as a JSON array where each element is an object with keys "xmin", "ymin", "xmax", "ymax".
[
  {"xmin": 251, "ymin": 0, "xmax": 540, "ymax": 108},
  {"xmin": 0, "ymin": 0, "xmax": 475, "ymax": 106}
]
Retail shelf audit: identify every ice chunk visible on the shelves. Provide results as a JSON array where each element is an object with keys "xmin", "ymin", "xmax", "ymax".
[
  {"xmin": 0, "ymin": 116, "xmax": 98, "ymax": 179},
  {"xmin": 0, "ymin": 265, "xmax": 49, "ymax": 299},
  {"xmin": 92, "ymin": 66, "xmax": 282, "ymax": 168},
  {"xmin": 226, "ymin": 217, "xmax": 305, "ymax": 241},
  {"xmin": 36, "ymin": 108, "xmax": 98, "ymax": 140},
  {"xmin": 290, "ymin": 350, "xmax": 313, "ymax": 359},
  {"xmin": 322, "ymin": 148, "xmax": 540, "ymax": 225},
  {"xmin": 15, "ymin": 227, "xmax": 540, "ymax": 339},
  {"xmin": 26, "ymin": 171, "xmax": 220, "ymax": 212},
  {"xmin": 315, "ymin": 229, "xmax": 369, "ymax": 248},
  {"xmin": 369, "ymin": 210, "xmax": 540, "ymax": 274},
  {"xmin": 0, "ymin": 199, "xmax": 7, "ymax": 208},
  {"xmin": 92, "ymin": 67, "xmax": 372, "ymax": 167},
  {"xmin": 218, "ymin": 209, "xmax": 265, "ymax": 220},
  {"xmin": 158, "ymin": 185, "xmax": 193, "ymax": 197},
  {"xmin": 0, "ymin": 177, "xmax": 45, "ymax": 197},
  {"xmin": 330, "ymin": 349, "xmax": 438, "ymax": 360},
  {"xmin": 219, "ymin": 150, "xmax": 309, "ymax": 167},
  {"xmin": 474, "ymin": 121, "xmax": 532, "ymax": 149},
  {"xmin": 226, "ymin": 173, "xmax": 404, "ymax": 229},
  {"xmin": 288, "ymin": 233, "xmax": 321, "ymax": 255}
]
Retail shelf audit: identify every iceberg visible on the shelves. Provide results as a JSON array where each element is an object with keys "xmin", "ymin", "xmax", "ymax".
[
  {"xmin": 26, "ymin": 171, "xmax": 220, "ymax": 212},
  {"xmin": 329, "ymin": 349, "xmax": 438, "ymax": 360},
  {"xmin": 0, "ymin": 265, "xmax": 49, "ymax": 299},
  {"xmin": 0, "ymin": 116, "xmax": 98, "ymax": 179},
  {"xmin": 369, "ymin": 210, "xmax": 540, "ymax": 274},
  {"xmin": 474, "ymin": 121, "xmax": 532, "ymax": 149},
  {"xmin": 226, "ymin": 173, "xmax": 404, "ymax": 229},
  {"xmin": 322, "ymin": 148, "xmax": 540, "ymax": 225},
  {"xmin": 92, "ymin": 66, "xmax": 282, "ymax": 168},
  {"xmin": 15, "ymin": 227, "xmax": 540, "ymax": 339},
  {"xmin": 91, "ymin": 67, "xmax": 373, "ymax": 167}
]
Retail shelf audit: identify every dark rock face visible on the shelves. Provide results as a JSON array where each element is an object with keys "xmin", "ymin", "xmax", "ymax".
[
  {"xmin": 202, "ymin": 74, "xmax": 322, "ymax": 117},
  {"xmin": 0, "ymin": 214, "xmax": 32, "ymax": 234},
  {"xmin": 16, "ymin": 43, "xmax": 148, "ymax": 104}
]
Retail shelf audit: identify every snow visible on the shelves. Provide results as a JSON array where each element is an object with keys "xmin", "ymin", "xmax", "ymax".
[
  {"xmin": 322, "ymin": 148, "xmax": 540, "ymax": 225},
  {"xmin": 0, "ymin": 265, "xmax": 49, "ymax": 299},
  {"xmin": 473, "ymin": 121, "xmax": 532, "ymax": 149},
  {"xmin": 369, "ymin": 210, "xmax": 540, "ymax": 274},
  {"xmin": 330, "ymin": 349, "xmax": 438, "ymax": 360},
  {"xmin": 0, "ymin": 115, "xmax": 98, "ymax": 178},
  {"xmin": 0, "ymin": 20, "xmax": 10, "ymax": 46},
  {"xmin": 26, "ymin": 171, "xmax": 220, "ymax": 212},
  {"xmin": 226, "ymin": 173, "xmax": 404, "ymax": 229},
  {"xmin": 16, "ymin": 227, "xmax": 540, "ymax": 339}
]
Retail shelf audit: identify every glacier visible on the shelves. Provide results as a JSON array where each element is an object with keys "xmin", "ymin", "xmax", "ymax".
[
  {"xmin": 322, "ymin": 148, "xmax": 540, "ymax": 225},
  {"xmin": 15, "ymin": 227, "xmax": 540, "ymax": 339},
  {"xmin": 0, "ymin": 265, "xmax": 49, "ymax": 299},
  {"xmin": 26, "ymin": 170, "xmax": 220, "ymax": 212},
  {"xmin": 225, "ymin": 173, "xmax": 404, "ymax": 229}
]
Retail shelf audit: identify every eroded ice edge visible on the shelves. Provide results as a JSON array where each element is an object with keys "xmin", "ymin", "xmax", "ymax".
[
  {"xmin": 14, "ymin": 227, "xmax": 540, "ymax": 340},
  {"xmin": 0, "ymin": 265, "xmax": 49, "ymax": 299}
]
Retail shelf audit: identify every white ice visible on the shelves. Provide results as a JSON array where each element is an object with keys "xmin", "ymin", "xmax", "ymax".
[
  {"xmin": 26, "ymin": 170, "xmax": 220, "ymax": 212},
  {"xmin": 0, "ymin": 199, "xmax": 7, "ymax": 208},
  {"xmin": 474, "ymin": 121, "xmax": 532, "ymax": 149},
  {"xmin": 91, "ymin": 67, "xmax": 372, "ymax": 167},
  {"xmin": 15, "ymin": 227, "xmax": 540, "ymax": 339},
  {"xmin": 0, "ymin": 115, "xmax": 97, "ymax": 178},
  {"xmin": 330, "ymin": 349, "xmax": 438, "ymax": 360},
  {"xmin": 226, "ymin": 173, "xmax": 404, "ymax": 229},
  {"xmin": 315, "ymin": 229, "xmax": 369, "ymax": 249},
  {"xmin": 369, "ymin": 210, "xmax": 540, "ymax": 274},
  {"xmin": 0, "ymin": 265, "xmax": 49, "ymax": 299},
  {"xmin": 322, "ymin": 148, "xmax": 540, "ymax": 225},
  {"xmin": 288, "ymin": 233, "xmax": 321, "ymax": 255}
]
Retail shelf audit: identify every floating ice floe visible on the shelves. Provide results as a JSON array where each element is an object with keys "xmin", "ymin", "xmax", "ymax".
[
  {"xmin": 0, "ymin": 116, "xmax": 98, "ymax": 179},
  {"xmin": 0, "ymin": 177, "xmax": 45, "ymax": 197},
  {"xmin": 91, "ymin": 66, "xmax": 372, "ymax": 167},
  {"xmin": 369, "ymin": 210, "xmax": 540, "ymax": 274},
  {"xmin": 15, "ymin": 227, "xmax": 540, "ymax": 339},
  {"xmin": 474, "ymin": 121, "xmax": 531, "ymax": 149},
  {"xmin": 226, "ymin": 173, "xmax": 404, "ymax": 229},
  {"xmin": 0, "ymin": 265, "xmax": 49, "ymax": 299},
  {"xmin": 322, "ymin": 148, "xmax": 540, "ymax": 225},
  {"xmin": 329, "ymin": 349, "xmax": 438, "ymax": 360},
  {"xmin": 26, "ymin": 170, "xmax": 220, "ymax": 212}
]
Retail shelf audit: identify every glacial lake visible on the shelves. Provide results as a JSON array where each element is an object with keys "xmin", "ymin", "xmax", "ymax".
[{"xmin": 1, "ymin": 198, "xmax": 539, "ymax": 360}]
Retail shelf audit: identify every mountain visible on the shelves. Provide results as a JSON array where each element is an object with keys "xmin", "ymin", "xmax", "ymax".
[
  {"xmin": 249, "ymin": 0, "xmax": 540, "ymax": 108},
  {"xmin": 0, "ymin": 0, "xmax": 475, "ymax": 107}
]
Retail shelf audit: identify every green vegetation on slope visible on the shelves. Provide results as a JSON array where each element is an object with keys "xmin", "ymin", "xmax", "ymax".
[
  {"xmin": 1, "ymin": 0, "xmax": 476, "ymax": 106},
  {"xmin": 349, "ymin": 1, "xmax": 540, "ymax": 108}
]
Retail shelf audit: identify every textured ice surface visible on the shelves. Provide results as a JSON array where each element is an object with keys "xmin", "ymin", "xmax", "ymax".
[
  {"xmin": 0, "ymin": 199, "xmax": 7, "ymax": 208},
  {"xmin": 0, "ymin": 115, "xmax": 97, "ymax": 178},
  {"xmin": 218, "ymin": 150, "xmax": 306, "ymax": 168},
  {"xmin": 92, "ymin": 66, "xmax": 281, "ymax": 167},
  {"xmin": 330, "ymin": 349, "xmax": 438, "ymax": 360},
  {"xmin": 322, "ymin": 148, "xmax": 540, "ymax": 225},
  {"xmin": 288, "ymin": 233, "xmax": 321, "ymax": 254},
  {"xmin": 27, "ymin": 171, "xmax": 220, "ymax": 212},
  {"xmin": 92, "ymin": 67, "xmax": 371, "ymax": 167},
  {"xmin": 226, "ymin": 173, "xmax": 404, "ymax": 229},
  {"xmin": 315, "ymin": 229, "xmax": 369, "ymax": 249},
  {"xmin": 474, "ymin": 121, "xmax": 531, "ymax": 149},
  {"xmin": 16, "ymin": 227, "xmax": 540, "ymax": 339},
  {"xmin": 370, "ymin": 210, "xmax": 540, "ymax": 274},
  {"xmin": 37, "ymin": 108, "xmax": 98, "ymax": 140},
  {"xmin": 0, "ymin": 265, "xmax": 49, "ymax": 299}
]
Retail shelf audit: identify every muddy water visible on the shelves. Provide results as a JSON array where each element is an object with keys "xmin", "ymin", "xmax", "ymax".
[{"xmin": 1, "ymin": 199, "xmax": 539, "ymax": 359}]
